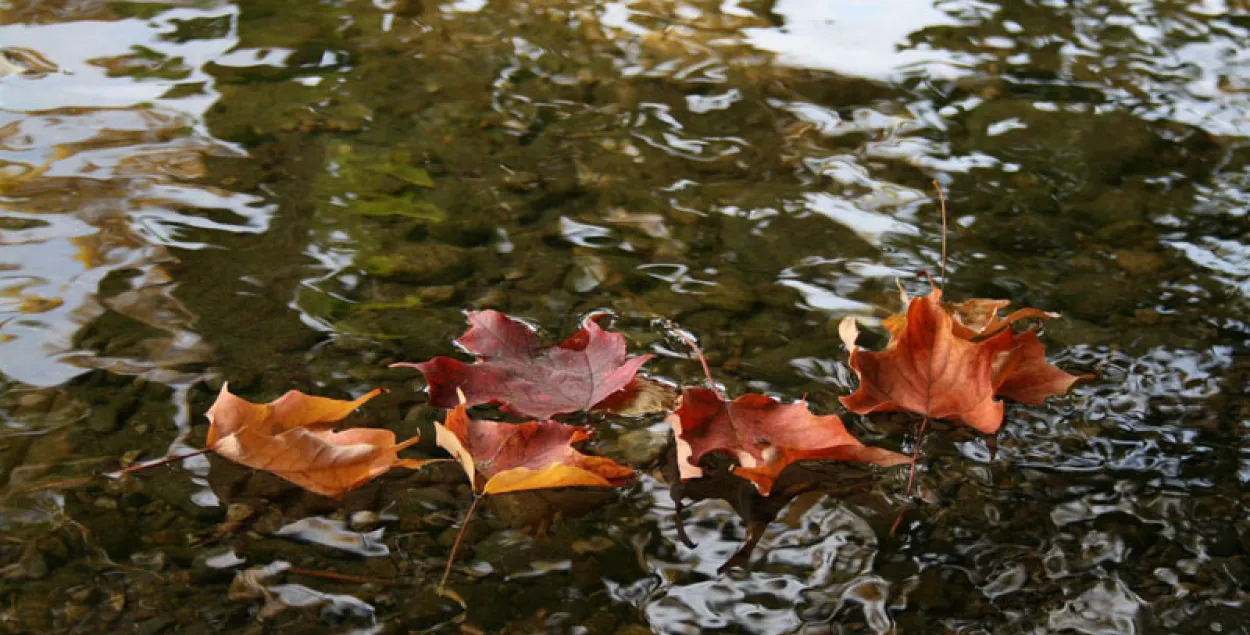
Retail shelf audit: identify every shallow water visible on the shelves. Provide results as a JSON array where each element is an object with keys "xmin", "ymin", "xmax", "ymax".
[{"xmin": 1, "ymin": 0, "xmax": 1248, "ymax": 633}]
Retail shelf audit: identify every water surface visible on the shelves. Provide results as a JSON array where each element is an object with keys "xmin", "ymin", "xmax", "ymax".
[{"xmin": 1, "ymin": 0, "xmax": 1248, "ymax": 633}]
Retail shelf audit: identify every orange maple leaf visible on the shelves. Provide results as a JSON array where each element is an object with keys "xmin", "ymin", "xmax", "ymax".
[
  {"xmin": 436, "ymin": 404, "xmax": 634, "ymax": 495},
  {"xmin": 840, "ymin": 289, "xmax": 1017, "ymax": 434},
  {"xmin": 993, "ymin": 328, "xmax": 1086, "ymax": 404},
  {"xmin": 205, "ymin": 384, "xmax": 433, "ymax": 498},
  {"xmin": 668, "ymin": 387, "xmax": 910, "ymax": 496},
  {"xmin": 841, "ymin": 289, "xmax": 1086, "ymax": 434}
]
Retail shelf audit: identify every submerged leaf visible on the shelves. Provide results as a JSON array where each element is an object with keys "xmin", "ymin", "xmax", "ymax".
[
  {"xmin": 667, "ymin": 387, "xmax": 908, "ymax": 496},
  {"xmin": 206, "ymin": 385, "xmax": 432, "ymax": 498},
  {"xmin": 395, "ymin": 311, "xmax": 652, "ymax": 419},
  {"xmin": 349, "ymin": 194, "xmax": 445, "ymax": 222},
  {"xmin": 371, "ymin": 163, "xmax": 435, "ymax": 188},
  {"xmin": 594, "ymin": 376, "xmax": 679, "ymax": 416},
  {"xmin": 436, "ymin": 404, "xmax": 634, "ymax": 495}
]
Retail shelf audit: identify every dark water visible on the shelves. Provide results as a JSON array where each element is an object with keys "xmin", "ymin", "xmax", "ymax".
[{"xmin": 2, "ymin": 0, "xmax": 1248, "ymax": 633}]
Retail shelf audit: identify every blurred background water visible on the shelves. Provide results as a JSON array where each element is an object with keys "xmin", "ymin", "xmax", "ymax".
[{"xmin": 1, "ymin": 0, "xmax": 1248, "ymax": 633}]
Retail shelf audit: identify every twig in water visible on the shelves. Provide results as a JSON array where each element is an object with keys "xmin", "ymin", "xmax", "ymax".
[
  {"xmin": 105, "ymin": 448, "xmax": 214, "ymax": 478},
  {"xmin": 932, "ymin": 179, "xmax": 949, "ymax": 288}
]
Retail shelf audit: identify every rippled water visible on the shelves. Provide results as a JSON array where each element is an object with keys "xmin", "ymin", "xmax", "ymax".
[{"xmin": 1, "ymin": 0, "xmax": 1248, "ymax": 633}]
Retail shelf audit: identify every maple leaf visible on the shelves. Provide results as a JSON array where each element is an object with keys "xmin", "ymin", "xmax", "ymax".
[
  {"xmin": 993, "ymin": 328, "xmax": 1086, "ymax": 403},
  {"xmin": 841, "ymin": 289, "xmax": 1086, "ymax": 434},
  {"xmin": 667, "ymin": 387, "xmax": 909, "ymax": 496},
  {"xmin": 394, "ymin": 310, "xmax": 652, "ymax": 419},
  {"xmin": 205, "ymin": 384, "xmax": 433, "ymax": 498},
  {"xmin": 839, "ymin": 289, "xmax": 1017, "ymax": 434},
  {"xmin": 437, "ymin": 403, "xmax": 634, "ymax": 495}
]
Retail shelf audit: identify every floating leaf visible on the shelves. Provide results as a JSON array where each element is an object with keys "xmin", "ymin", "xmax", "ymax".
[
  {"xmin": 667, "ymin": 387, "xmax": 908, "ymax": 496},
  {"xmin": 840, "ymin": 289, "xmax": 1016, "ymax": 434},
  {"xmin": 841, "ymin": 288, "xmax": 1084, "ymax": 434},
  {"xmin": 993, "ymin": 328, "xmax": 1087, "ymax": 404},
  {"xmin": 437, "ymin": 403, "xmax": 634, "ymax": 495},
  {"xmin": 206, "ymin": 384, "xmax": 432, "ymax": 498},
  {"xmin": 395, "ymin": 311, "xmax": 652, "ymax": 419}
]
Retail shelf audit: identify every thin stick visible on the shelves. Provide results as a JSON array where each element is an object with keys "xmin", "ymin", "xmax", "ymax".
[
  {"xmin": 106, "ymin": 448, "xmax": 214, "ymax": 477},
  {"xmin": 890, "ymin": 417, "xmax": 929, "ymax": 536},
  {"xmin": 932, "ymin": 179, "xmax": 948, "ymax": 288},
  {"xmin": 439, "ymin": 495, "xmax": 483, "ymax": 593},
  {"xmin": 287, "ymin": 567, "xmax": 399, "ymax": 586},
  {"xmin": 672, "ymin": 329, "xmax": 722, "ymax": 400},
  {"xmin": 20, "ymin": 476, "xmax": 94, "ymax": 493}
]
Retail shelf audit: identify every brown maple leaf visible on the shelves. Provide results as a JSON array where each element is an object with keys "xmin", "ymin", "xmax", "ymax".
[
  {"xmin": 205, "ymin": 384, "xmax": 433, "ymax": 498},
  {"xmin": 393, "ymin": 310, "xmax": 652, "ymax": 419},
  {"xmin": 667, "ymin": 387, "xmax": 909, "ymax": 496},
  {"xmin": 841, "ymin": 289, "xmax": 1086, "ymax": 434},
  {"xmin": 437, "ymin": 403, "xmax": 634, "ymax": 495}
]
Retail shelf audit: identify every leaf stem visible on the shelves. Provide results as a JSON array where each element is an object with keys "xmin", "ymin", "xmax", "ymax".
[
  {"xmin": 902, "ymin": 417, "xmax": 928, "ymax": 498},
  {"xmin": 890, "ymin": 416, "xmax": 929, "ymax": 536},
  {"xmin": 672, "ymin": 329, "xmax": 722, "ymax": 400},
  {"xmin": 106, "ymin": 448, "xmax": 214, "ymax": 477},
  {"xmin": 439, "ymin": 495, "xmax": 483, "ymax": 593}
]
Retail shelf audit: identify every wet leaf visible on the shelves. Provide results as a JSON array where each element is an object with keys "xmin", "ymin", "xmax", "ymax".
[
  {"xmin": 205, "ymin": 384, "xmax": 433, "ymax": 498},
  {"xmin": 667, "ymin": 387, "xmax": 909, "ymax": 496},
  {"xmin": 349, "ymin": 194, "xmax": 446, "ymax": 222},
  {"xmin": 395, "ymin": 310, "xmax": 652, "ymax": 419},
  {"xmin": 371, "ymin": 163, "xmax": 435, "ymax": 188},
  {"xmin": 841, "ymin": 288, "xmax": 1083, "ymax": 434},
  {"xmin": 840, "ymin": 289, "xmax": 1017, "ymax": 434},
  {"xmin": 993, "ymin": 328, "xmax": 1087, "ymax": 404},
  {"xmin": 437, "ymin": 403, "xmax": 634, "ymax": 495}
]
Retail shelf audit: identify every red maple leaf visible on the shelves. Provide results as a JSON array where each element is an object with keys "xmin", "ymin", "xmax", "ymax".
[
  {"xmin": 667, "ymin": 387, "xmax": 909, "ymax": 496},
  {"xmin": 393, "ymin": 311, "xmax": 652, "ymax": 419}
]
